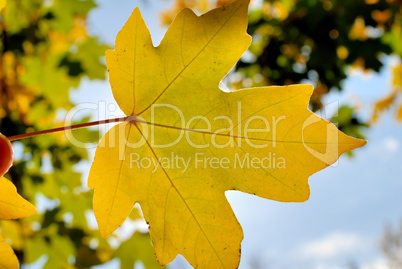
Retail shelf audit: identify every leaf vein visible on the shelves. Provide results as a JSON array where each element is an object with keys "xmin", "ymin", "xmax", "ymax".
[{"xmin": 134, "ymin": 124, "xmax": 226, "ymax": 268}]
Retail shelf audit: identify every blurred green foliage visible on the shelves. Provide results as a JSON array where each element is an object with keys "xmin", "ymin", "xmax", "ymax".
[
  {"xmin": 239, "ymin": 0, "xmax": 401, "ymax": 116},
  {"xmin": 240, "ymin": 0, "xmax": 400, "ymax": 138}
]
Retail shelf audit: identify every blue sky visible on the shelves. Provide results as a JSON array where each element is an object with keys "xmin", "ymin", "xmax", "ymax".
[{"xmin": 68, "ymin": 1, "xmax": 402, "ymax": 268}]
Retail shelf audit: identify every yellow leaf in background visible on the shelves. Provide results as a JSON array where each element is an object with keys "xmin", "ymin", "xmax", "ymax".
[
  {"xmin": 371, "ymin": 9, "xmax": 391, "ymax": 24},
  {"xmin": 88, "ymin": 0, "xmax": 366, "ymax": 268},
  {"xmin": 372, "ymin": 92, "xmax": 396, "ymax": 122},
  {"xmin": 0, "ymin": 177, "xmax": 36, "ymax": 220},
  {"xmin": 160, "ymin": 0, "xmax": 226, "ymax": 26},
  {"xmin": 370, "ymin": 62, "xmax": 402, "ymax": 122},
  {"xmin": 393, "ymin": 63, "xmax": 402, "ymax": 89},
  {"xmin": 0, "ymin": 233, "xmax": 19, "ymax": 269},
  {"xmin": 337, "ymin": 46, "xmax": 349, "ymax": 60},
  {"xmin": 0, "ymin": 0, "xmax": 6, "ymax": 11},
  {"xmin": 0, "ymin": 221, "xmax": 28, "ymax": 250},
  {"xmin": 0, "ymin": 177, "xmax": 35, "ymax": 269},
  {"xmin": 397, "ymin": 104, "xmax": 402, "ymax": 121},
  {"xmin": 217, "ymin": 0, "xmax": 236, "ymax": 6},
  {"xmin": 349, "ymin": 16, "xmax": 368, "ymax": 41}
]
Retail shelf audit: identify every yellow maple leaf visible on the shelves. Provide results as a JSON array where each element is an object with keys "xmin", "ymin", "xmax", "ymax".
[
  {"xmin": 0, "ymin": 233, "xmax": 19, "ymax": 269},
  {"xmin": 88, "ymin": 0, "xmax": 366, "ymax": 268},
  {"xmin": 0, "ymin": 177, "xmax": 36, "ymax": 220},
  {"xmin": 0, "ymin": 177, "xmax": 36, "ymax": 269}
]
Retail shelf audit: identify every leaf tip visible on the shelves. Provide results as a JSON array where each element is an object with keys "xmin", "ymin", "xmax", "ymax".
[
  {"xmin": 25, "ymin": 202, "xmax": 37, "ymax": 217},
  {"xmin": 99, "ymin": 228, "xmax": 113, "ymax": 239},
  {"xmin": 133, "ymin": 6, "xmax": 141, "ymax": 15},
  {"xmin": 337, "ymin": 132, "xmax": 367, "ymax": 158},
  {"xmin": 345, "ymin": 134, "xmax": 367, "ymax": 150},
  {"xmin": 356, "ymin": 138, "xmax": 367, "ymax": 148}
]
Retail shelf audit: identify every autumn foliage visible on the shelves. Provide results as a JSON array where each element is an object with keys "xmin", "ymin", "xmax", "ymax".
[{"xmin": 4, "ymin": 0, "xmax": 398, "ymax": 268}]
